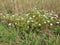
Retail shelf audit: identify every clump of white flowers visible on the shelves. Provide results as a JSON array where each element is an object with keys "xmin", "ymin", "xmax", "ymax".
[{"xmin": 0, "ymin": 9, "xmax": 60, "ymax": 31}]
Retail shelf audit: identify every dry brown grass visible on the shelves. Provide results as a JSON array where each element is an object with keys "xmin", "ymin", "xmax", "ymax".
[{"xmin": 0, "ymin": 0, "xmax": 60, "ymax": 15}]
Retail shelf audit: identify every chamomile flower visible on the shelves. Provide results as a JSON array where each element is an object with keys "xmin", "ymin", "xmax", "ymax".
[
  {"xmin": 55, "ymin": 14, "xmax": 58, "ymax": 18},
  {"xmin": 47, "ymin": 20, "xmax": 50, "ymax": 23},
  {"xmin": 3, "ymin": 16, "xmax": 5, "ymax": 18},
  {"xmin": 44, "ymin": 21, "xmax": 47, "ymax": 24},
  {"xmin": 33, "ymin": 15, "xmax": 35, "ymax": 18},
  {"xmin": 29, "ymin": 17, "xmax": 32, "ymax": 20},
  {"xmin": 12, "ymin": 15, "xmax": 15, "ymax": 17},
  {"xmin": 15, "ymin": 23, "xmax": 17, "ymax": 25},
  {"xmin": 50, "ymin": 23, "xmax": 53, "ymax": 26},
  {"xmin": 56, "ymin": 22, "xmax": 60, "ymax": 24},
  {"xmin": 8, "ymin": 23, "xmax": 12, "ymax": 26},
  {"xmin": 43, "ymin": 14, "xmax": 46, "ymax": 17},
  {"xmin": 43, "ymin": 15, "xmax": 48, "ymax": 19},
  {"xmin": 39, "ymin": 23, "xmax": 41, "ymax": 26},
  {"xmin": 26, "ymin": 13, "xmax": 30, "ymax": 16},
  {"xmin": 51, "ymin": 17, "xmax": 54, "ymax": 19},
  {"xmin": 27, "ymin": 20, "xmax": 30, "ymax": 23}
]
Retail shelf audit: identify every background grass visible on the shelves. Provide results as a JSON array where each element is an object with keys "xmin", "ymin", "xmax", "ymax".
[{"xmin": 0, "ymin": 0, "xmax": 60, "ymax": 15}]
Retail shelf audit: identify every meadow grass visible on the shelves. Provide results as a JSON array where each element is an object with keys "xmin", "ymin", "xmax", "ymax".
[
  {"xmin": 0, "ymin": 9, "xmax": 60, "ymax": 45},
  {"xmin": 0, "ymin": 23, "xmax": 60, "ymax": 45},
  {"xmin": 0, "ymin": 0, "xmax": 60, "ymax": 45}
]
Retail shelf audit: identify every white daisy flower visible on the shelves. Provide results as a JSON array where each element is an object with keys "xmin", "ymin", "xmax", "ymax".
[
  {"xmin": 26, "ymin": 13, "xmax": 30, "ymax": 16},
  {"xmin": 3, "ymin": 16, "xmax": 5, "ymax": 18},
  {"xmin": 39, "ymin": 24, "xmax": 41, "ymax": 26},
  {"xmin": 27, "ymin": 20, "xmax": 30, "ymax": 23},
  {"xmin": 8, "ymin": 23, "xmax": 12, "ymax": 26},
  {"xmin": 55, "ymin": 15, "xmax": 58, "ymax": 18},
  {"xmin": 29, "ymin": 17, "xmax": 32, "ymax": 20},
  {"xmin": 43, "ymin": 15, "xmax": 48, "ymax": 19},
  {"xmin": 44, "ymin": 21, "xmax": 47, "ymax": 24},
  {"xmin": 51, "ymin": 17, "xmax": 54, "ymax": 19},
  {"xmin": 43, "ymin": 15, "xmax": 46, "ymax": 17},
  {"xmin": 33, "ymin": 15, "xmax": 35, "ymax": 18},
  {"xmin": 50, "ymin": 23, "xmax": 53, "ymax": 26},
  {"xmin": 47, "ymin": 20, "xmax": 50, "ymax": 23},
  {"xmin": 12, "ymin": 15, "xmax": 15, "ymax": 17},
  {"xmin": 15, "ymin": 23, "xmax": 17, "ymax": 25},
  {"xmin": 56, "ymin": 22, "xmax": 59, "ymax": 24}
]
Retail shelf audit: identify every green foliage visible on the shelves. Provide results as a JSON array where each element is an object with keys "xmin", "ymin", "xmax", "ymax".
[{"xmin": 0, "ymin": 24, "xmax": 18, "ymax": 45}]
